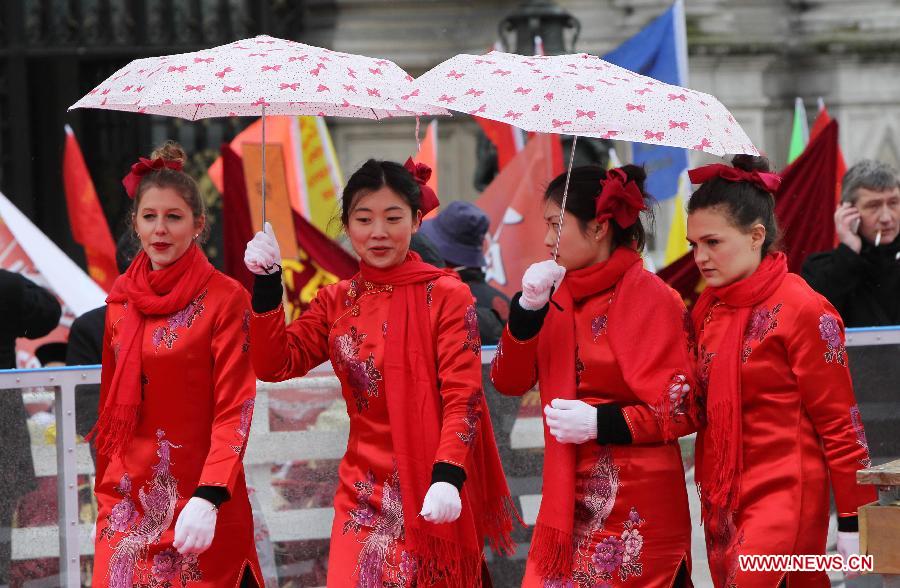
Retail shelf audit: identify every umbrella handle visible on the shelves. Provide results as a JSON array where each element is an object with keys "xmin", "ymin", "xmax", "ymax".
[
  {"xmin": 552, "ymin": 134, "xmax": 579, "ymax": 261},
  {"xmin": 261, "ymin": 105, "xmax": 267, "ymax": 232},
  {"xmin": 414, "ymin": 115, "xmax": 421, "ymax": 153}
]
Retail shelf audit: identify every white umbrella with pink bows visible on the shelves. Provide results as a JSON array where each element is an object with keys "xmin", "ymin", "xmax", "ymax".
[
  {"xmin": 407, "ymin": 50, "xmax": 759, "ymax": 256},
  {"xmin": 69, "ymin": 35, "xmax": 446, "ymax": 225},
  {"xmin": 407, "ymin": 50, "xmax": 755, "ymax": 156}
]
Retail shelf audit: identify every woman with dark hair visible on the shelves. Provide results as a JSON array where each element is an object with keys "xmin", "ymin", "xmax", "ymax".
[
  {"xmin": 491, "ymin": 165, "xmax": 696, "ymax": 587},
  {"xmin": 91, "ymin": 141, "xmax": 262, "ymax": 587},
  {"xmin": 244, "ymin": 158, "xmax": 516, "ymax": 587},
  {"xmin": 686, "ymin": 155, "xmax": 875, "ymax": 587}
]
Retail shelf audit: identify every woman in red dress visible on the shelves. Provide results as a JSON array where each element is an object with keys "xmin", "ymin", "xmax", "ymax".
[
  {"xmin": 686, "ymin": 155, "xmax": 876, "ymax": 587},
  {"xmin": 243, "ymin": 159, "xmax": 516, "ymax": 587},
  {"xmin": 91, "ymin": 142, "xmax": 262, "ymax": 588},
  {"xmin": 490, "ymin": 165, "xmax": 697, "ymax": 588}
]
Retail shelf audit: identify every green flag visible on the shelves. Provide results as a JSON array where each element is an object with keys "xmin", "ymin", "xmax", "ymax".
[{"xmin": 787, "ymin": 97, "xmax": 809, "ymax": 164}]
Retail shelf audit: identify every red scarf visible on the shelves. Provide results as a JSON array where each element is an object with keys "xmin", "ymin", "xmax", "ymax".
[
  {"xmin": 360, "ymin": 251, "xmax": 517, "ymax": 587},
  {"xmin": 89, "ymin": 244, "xmax": 214, "ymax": 457},
  {"xmin": 532, "ymin": 247, "xmax": 693, "ymax": 577},
  {"xmin": 690, "ymin": 253, "xmax": 787, "ymax": 547}
]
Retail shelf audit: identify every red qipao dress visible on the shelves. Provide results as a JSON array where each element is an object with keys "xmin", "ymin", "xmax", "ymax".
[
  {"xmin": 249, "ymin": 252, "xmax": 516, "ymax": 588},
  {"xmin": 691, "ymin": 253, "xmax": 876, "ymax": 587},
  {"xmin": 91, "ymin": 246, "xmax": 262, "ymax": 588},
  {"xmin": 491, "ymin": 247, "xmax": 697, "ymax": 588}
]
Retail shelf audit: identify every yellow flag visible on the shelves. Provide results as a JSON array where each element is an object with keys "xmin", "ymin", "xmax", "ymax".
[
  {"xmin": 298, "ymin": 117, "xmax": 343, "ymax": 237},
  {"xmin": 664, "ymin": 172, "xmax": 690, "ymax": 265}
]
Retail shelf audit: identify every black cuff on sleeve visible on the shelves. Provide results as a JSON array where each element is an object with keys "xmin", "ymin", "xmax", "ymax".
[
  {"xmin": 595, "ymin": 404, "xmax": 633, "ymax": 445},
  {"xmin": 252, "ymin": 271, "xmax": 284, "ymax": 313},
  {"xmin": 431, "ymin": 462, "xmax": 467, "ymax": 491},
  {"xmin": 192, "ymin": 486, "xmax": 230, "ymax": 508},
  {"xmin": 508, "ymin": 292, "xmax": 550, "ymax": 341},
  {"xmin": 837, "ymin": 515, "xmax": 859, "ymax": 533}
]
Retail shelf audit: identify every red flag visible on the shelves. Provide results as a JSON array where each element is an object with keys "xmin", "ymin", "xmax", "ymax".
[
  {"xmin": 480, "ymin": 134, "xmax": 557, "ymax": 298},
  {"xmin": 777, "ymin": 119, "xmax": 842, "ymax": 273},
  {"xmin": 417, "ymin": 120, "xmax": 440, "ymax": 219},
  {"xmin": 659, "ymin": 119, "xmax": 844, "ymax": 301},
  {"xmin": 220, "ymin": 144, "xmax": 256, "ymax": 291},
  {"xmin": 62, "ymin": 125, "xmax": 117, "ymax": 291},
  {"xmin": 475, "ymin": 116, "xmax": 525, "ymax": 170},
  {"xmin": 290, "ymin": 210, "xmax": 357, "ymax": 280},
  {"xmin": 810, "ymin": 103, "xmax": 847, "ymax": 217}
]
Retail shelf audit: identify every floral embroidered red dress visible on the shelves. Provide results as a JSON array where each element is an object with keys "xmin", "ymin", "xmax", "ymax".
[
  {"xmin": 491, "ymin": 253, "xmax": 696, "ymax": 588},
  {"xmin": 694, "ymin": 273, "xmax": 876, "ymax": 587},
  {"xmin": 251, "ymin": 273, "xmax": 498, "ymax": 588},
  {"xmin": 93, "ymin": 271, "xmax": 262, "ymax": 588}
]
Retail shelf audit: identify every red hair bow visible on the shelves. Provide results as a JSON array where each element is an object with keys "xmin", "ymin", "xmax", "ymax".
[
  {"xmin": 122, "ymin": 157, "xmax": 184, "ymax": 199},
  {"xmin": 403, "ymin": 157, "xmax": 439, "ymax": 215},
  {"xmin": 595, "ymin": 168, "xmax": 647, "ymax": 229},
  {"xmin": 688, "ymin": 163, "xmax": 782, "ymax": 194}
]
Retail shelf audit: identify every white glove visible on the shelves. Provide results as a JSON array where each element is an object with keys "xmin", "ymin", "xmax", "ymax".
[
  {"xmin": 419, "ymin": 482, "xmax": 461, "ymax": 524},
  {"xmin": 244, "ymin": 222, "xmax": 281, "ymax": 276},
  {"xmin": 173, "ymin": 497, "xmax": 218, "ymax": 555},
  {"xmin": 544, "ymin": 398, "xmax": 597, "ymax": 444},
  {"xmin": 519, "ymin": 260, "xmax": 566, "ymax": 311},
  {"xmin": 836, "ymin": 531, "xmax": 861, "ymax": 579}
]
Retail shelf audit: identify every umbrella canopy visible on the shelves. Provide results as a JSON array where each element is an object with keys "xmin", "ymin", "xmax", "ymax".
[
  {"xmin": 408, "ymin": 50, "xmax": 757, "ymax": 156},
  {"xmin": 69, "ymin": 35, "xmax": 446, "ymax": 120}
]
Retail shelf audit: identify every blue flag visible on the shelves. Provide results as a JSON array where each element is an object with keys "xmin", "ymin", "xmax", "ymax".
[{"xmin": 604, "ymin": 1, "xmax": 689, "ymax": 201}]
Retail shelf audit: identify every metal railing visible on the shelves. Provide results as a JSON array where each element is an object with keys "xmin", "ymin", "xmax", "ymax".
[{"xmin": 1, "ymin": 326, "xmax": 898, "ymax": 586}]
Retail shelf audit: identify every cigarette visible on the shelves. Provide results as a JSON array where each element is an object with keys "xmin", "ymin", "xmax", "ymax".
[{"xmin": 875, "ymin": 230, "xmax": 882, "ymax": 247}]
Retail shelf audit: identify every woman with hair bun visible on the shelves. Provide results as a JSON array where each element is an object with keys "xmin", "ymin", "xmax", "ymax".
[
  {"xmin": 91, "ymin": 141, "xmax": 262, "ymax": 587},
  {"xmin": 244, "ymin": 158, "xmax": 516, "ymax": 587},
  {"xmin": 491, "ymin": 165, "xmax": 697, "ymax": 587},
  {"xmin": 686, "ymin": 155, "xmax": 875, "ymax": 587}
]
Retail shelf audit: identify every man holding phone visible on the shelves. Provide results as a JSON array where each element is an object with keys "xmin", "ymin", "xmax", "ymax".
[{"xmin": 802, "ymin": 159, "xmax": 900, "ymax": 326}]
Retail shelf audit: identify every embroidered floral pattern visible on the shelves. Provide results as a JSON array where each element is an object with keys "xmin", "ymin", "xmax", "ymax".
[
  {"xmin": 683, "ymin": 308, "xmax": 697, "ymax": 353},
  {"xmin": 696, "ymin": 346, "xmax": 715, "ymax": 427},
  {"xmin": 241, "ymin": 310, "xmax": 251, "ymax": 353},
  {"xmin": 741, "ymin": 303, "xmax": 782, "ymax": 362},
  {"xmin": 591, "ymin": 315, "xmax": 608, "ymax": 341},
  {"xmin": 457, "ymin": 390, "xmax": 484, "ymax": 447},
  {"xmin": 105, "ymin": 430, "xmax": 194, "ymax": 588},
  {"xmin": 382, "ymin": 321, "xmax": 388, "ymax": 338},
  {"xmin": 332, "ymin": 326, "xmax": 382, "ymax": 412},
  {"xmin": 572, "ymin": 508, "xmax": 644, "ymax": 587},
  {"xmin": 100, "ymin": 475, "xmax": 138, "ymax": 541},
  {"xmin": 574, "ymin": 447, "xmax": 619, "ymax": 542},
  {"xmin": 343, "ymin": 467, "xmax": 406, "ymax": 588},
  {"xmin": 140, "ymin": 548, "xmax": 202, "ymax": 587},
  {"xmin": 575, "ymin": 345, "xmax": 585, "ymax": 386},
  {"xmin": 397, "ymin": 551, "xmax": 418, "ymax": 587},
  {"xmin": 549, "ymin": 451, "xmax": 646, "ymax": 587},
  {"xmin": 462, "ymin": 305, "xmax": 481, "ymax": 355},
  {"xmin": 343, "ymin": 471, "xmax": 377, "ymax": 535},
  {"xmin": 152, "ymin": 291, "xmax": 208, "ymax": 351},
  {"xmin": 231, "ymin": 398, "xmax": 255, "ymax": 454},
  {"xmin": 425, "ymin": 280, "xmax": 436, "ymax": 307},
  {"xmin": 346, "ymin": 279, "xmax": 359, "ymax": 308},
  {"xmin": 819, "ymin": 313, "xmax": 847, "ymax": 366},
  {"xmin": 850, "ymin": 405, "xmax": 872, "ymax": 468},
  {"xmin": 665, "ymin": 373, "xmax": 690, "ymax": 417}
]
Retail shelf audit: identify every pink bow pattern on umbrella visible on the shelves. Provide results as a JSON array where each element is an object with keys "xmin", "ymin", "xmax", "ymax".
[
  {"xmin": 406, "ymin": 50, "xmax": 758, "ymax": 156},
  {"xmin": 70, "ymin": 35, "xmax": 447, "ymax": 121}
]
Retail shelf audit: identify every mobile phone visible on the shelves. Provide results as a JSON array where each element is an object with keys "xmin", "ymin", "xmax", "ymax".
[{"xmin": 851, "ymin": 217, "xmax": 861, "ymax": 234}]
